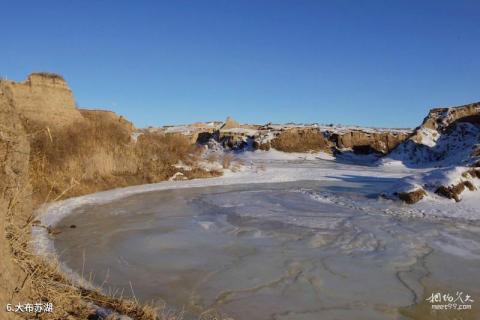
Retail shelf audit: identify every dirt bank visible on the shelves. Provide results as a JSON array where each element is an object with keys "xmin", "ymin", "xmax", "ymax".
[{"xmin": 0, "ymin": 74, "xmax": 220, "ymax": 320}]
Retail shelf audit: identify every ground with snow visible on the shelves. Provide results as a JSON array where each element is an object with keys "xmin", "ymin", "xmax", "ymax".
[
  {"xmin": 34, "ymin": 104, "xmax": 480, "ymax": 258},
  {"xmin": 35, "ymin": 148, "xmax": 479, "ymax": 241},
  {"xmin": 31, "ymin": 145, "xmax": 480, "ymax": 320},
  {"xmin": 383, "ymin": 122, "xmax": 480, "ymax": 168}
]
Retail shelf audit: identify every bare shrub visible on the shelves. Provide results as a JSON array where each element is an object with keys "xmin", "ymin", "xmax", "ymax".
[{"xmin": 135, "ymin": 132, "xmax": 198, "ymax": 183}]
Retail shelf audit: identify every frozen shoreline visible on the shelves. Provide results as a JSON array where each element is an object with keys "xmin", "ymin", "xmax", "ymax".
[
  {"xmin": 29, "ymin": 149, "xmax": 480, "ymax": 320},
  {"xmin": 32, "ymin": 150, "xmax": 480, "ymax": 259}
]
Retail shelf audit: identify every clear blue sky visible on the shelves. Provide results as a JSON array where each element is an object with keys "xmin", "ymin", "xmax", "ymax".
[{"xmin": 1, "ymin": 1, "xmax": 479, "ymax": 128}]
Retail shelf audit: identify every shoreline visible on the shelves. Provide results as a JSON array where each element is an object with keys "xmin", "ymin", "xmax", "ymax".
[
  {"xmin": 37, "ymin": 156, "xmax": 480, "ymax": 320},
  {"xmin": 30, "ymin": 152, "xmax": 475, "ymax": 316},
  {"xmin": 33, "ymin": 152, "xmax": 417, "ymax": 258}
]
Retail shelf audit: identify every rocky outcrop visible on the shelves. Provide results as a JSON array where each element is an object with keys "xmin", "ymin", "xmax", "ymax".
[
  {"xmin": 220, "ymin": 116, "xmax": 240, "ymax": 130},
  {"xmin": 409, "ymin": 102, "xmax": 480, "ymax": 146},
  {"xmin": 186, "ymin": 117, "xmax": 260, "ymax": 150},
  {"xmin": 268, "ymin": 128, "xmax": 332, "ymax": 153},
  {"xmin": 435, "ymin": 181, "xmax": 476, "ymax": 202},
  {"xmin": 0, "ymin": 73, "xmax": 84, "ymax": 127},
  {"xmin": 432, "ymin": 168, "xmax": 480, "ymax": 202},
  {"xmin": 397, "ymin": 188, "xmax": 427, "ymax": 204},
  {"xmin": 159, "ymin": 119, "xmax": 412, "ymax": 155},
  {"xmin": 419, "ymin": 102, "xmax": 480, "ymax": 132},
  {"xmin": 391, "ymin": 163, "xmax": 480, "ymax": 204},
  {"xmin": 386, "ymin": 102, "xmax": 480, "ymax": 168},
  {"xmin": 330, "ymin": 130, "xmax": 410, "ymax": 154},
  {"xmin": 249, "ymin": 126, "xmax": 410, "ymax": 155},
  {"xmin": 217, "ymin": 117, "xmax": 262, "ymax": 149}
]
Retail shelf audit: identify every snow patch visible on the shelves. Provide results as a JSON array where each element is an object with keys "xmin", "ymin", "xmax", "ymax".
[
  {"xmin": 382, "ymin": 122, "xmax": 480, "ymax": 168},
  {"xmin": 387, "ymin": 166, "xmax": 480, "ymax": 202}
]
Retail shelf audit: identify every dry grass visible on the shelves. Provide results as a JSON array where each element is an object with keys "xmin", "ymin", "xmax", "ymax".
[
  {"xmin": 4, "ymin": 189, "xmax": 159, "ymax": 319},
  {"xmin": 0, "ymin": 111, "xmax": 224, "ymax": 320},
  {"xmin": 270, "ymin": 129, "xmax": 330, "ymax": 153},
  {"xmin": 183, "ymin": 167, "xmax": 222, "ymax": 180},
  {"xmin": 25, "ymin": 115, "xmax": 214, "ymax": 204},
  {"xmin": 222, "ymin": 153, "xmax": 234, "ymax": 169}
]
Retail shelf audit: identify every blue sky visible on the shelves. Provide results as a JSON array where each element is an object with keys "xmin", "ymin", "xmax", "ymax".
[{"xmin": 1, "ymin": 1, "xmax": 479, "ymax": 128}]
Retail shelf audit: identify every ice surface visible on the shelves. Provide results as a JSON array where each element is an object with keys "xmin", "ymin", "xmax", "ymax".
[
  {"xmin": 48, "ymin": 180, "xmax": 480, "ymax": 320},
  {"xmin": 32, "ymin": 154, "xmax": 480, "ymax": 319}
]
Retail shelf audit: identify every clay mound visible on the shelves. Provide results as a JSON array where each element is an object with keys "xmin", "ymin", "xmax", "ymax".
[
  {"xmin": 0, "ymin": 73, "xmax": 84, "ymax": 128},
  {"xmin": 331, "ymin": 130, "xmax": 410, "ymax": 155},
  {"xmin": 421, "ymin": 102, "xmax": 480, "ymax": 131},
  {"xmin": 220, "ymin": 116, "xmax": 240, "ymax": 130},
  {"xmin": 270, "ymin": 128, "xmax": 331, "ymax": 153}
]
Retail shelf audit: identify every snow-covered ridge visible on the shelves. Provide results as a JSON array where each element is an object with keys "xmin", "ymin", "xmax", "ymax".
[
  {"xmin": 381, "ymin": 102, "xmax": 480, "ymax": 203},
  {"xmin": 148, "ymin": 102, "xmax": 480, "ymax": 206},
  {"xmin": 152, "ymin": 121, "xmax": 411, "ymax": 137},
  {"xmin": 383, "ymin": 102, "xmax": 480, "ymax": 168},
  {"xmin": 32, "ymin": 102, "xmax": 480, "ymax": 262},
  {"xmin": 148, "ymin": 117, "xmax": 412, "ymax": 155}
]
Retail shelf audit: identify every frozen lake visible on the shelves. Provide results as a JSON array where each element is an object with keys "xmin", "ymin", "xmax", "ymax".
[{"xmin": 53, "ymin": 177, "xmax": 480, "ymax": 319}]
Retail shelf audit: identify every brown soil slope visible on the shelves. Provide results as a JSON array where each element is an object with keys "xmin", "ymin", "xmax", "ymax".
[
  {"xmin": 270, "ymin": 128, "xmax": 331, "ymax": 153},
  {"xmin": 0, "ymin": 73, "xmax": 84, "ymax": 127},
  {"xmin": 0, "ymin": 86, "xmax": 32, "ymax": 320},
  {"xmin": 0, "ymin": 73, "xmax": 220, "ymax": 320},
  {"xmin": 329, "ymin": 130, "xmax": 410, "ymax": 154}
]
